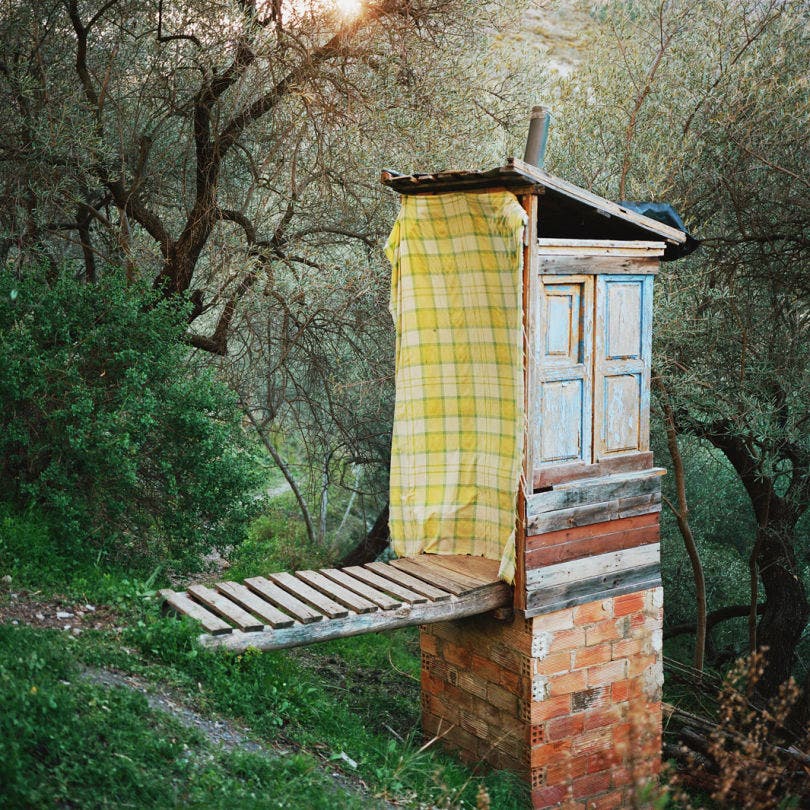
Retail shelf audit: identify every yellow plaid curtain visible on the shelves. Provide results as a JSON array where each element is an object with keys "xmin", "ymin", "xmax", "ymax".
[{"xmin": 385, "ymin": 191, "xmax": 527, "ymax": 583}]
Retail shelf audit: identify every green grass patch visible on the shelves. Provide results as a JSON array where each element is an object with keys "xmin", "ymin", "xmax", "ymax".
[
  {"xmin": 0, "ymin": 624, "xmax": 370, "ymax": 809},
  {"xmin": 118, "ymin": 608, "xmax": 528, "ymax": 808}
]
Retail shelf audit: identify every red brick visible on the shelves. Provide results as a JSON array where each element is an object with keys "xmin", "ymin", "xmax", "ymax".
[
  {"xmin": 611, "ymin": 637, "xmax": 644, "ymax": 659},
  {"xmin": 460, "ymin": 713, "xmax": 489, "ymax": 740},
  {"xmin": 488, "ymin": 682, "xmax": 518, "ymax": 713},
  {"xmin": 533, "ymin": 608, "xmax": 575, "ymax": 633},
  {"xmin": 442, "ymin": 640, "xmax": 472, "ymax": 669},
  {"xmin": 572, "ymin": 770, "xmax": 611, "ymax": 798},
  {"xmin": 545, "ymin": 713, "xmax": 584, "ymax": 741},
  {"xmin": 571, "ymin": 686, "xmax": 610, "ymax": 713},
  {"xmin": 530, "ymin": 739, "xmax": 572, "ymax": 767},
  {"xmin": 571, "ymin": 727, "xmax": 613, "ymax": 756},
  {"xmin": 627, "ymin": 653, "xmax": 659, "ymax": 678},
  {"xmin": 529, "ymin": 693, "xmax": 571, "ymax": 723},
  {"xmin": 573, "ymin": 600, "xmax": 612, "ymax": 625},
  {"xmin": 488, "ymin": 641, "xmax": 524, "ymax": 673},
  {"xmin": 471, "ymin": 653, "xmax": 503, "ymax": 685},
  {"xmin": 587, "ymin": 789, "xmax": 624, "ymax": 809},
  {"xmin": 586, "ymin": 748, "xmax": 623, "ymax": 773},
  {"xmin": 629, "ymin": 611, "xmax": 649, "ymax": 629},
  {"xmin": 612, "ymin": 722, "xmax": 632, "ymax": 751},
  {"xmin": 499, "ymin": 667, "xmax": 522, "ymax": 694},
  {"xmin": 613, "ymin": 592, "xmax": 646, "ymax": 617},
  {"xmin": 585, "ymin": 619, "xmax": 622, "ymax": 646},
  {"xmin": 440, "ymin": 724, "xmax": 478, "ymax": 755},
  {"xmin": 583, "ymin": 705, "xmax": 625, "ymax": 731},
  {"xmin": 489, "ymin": 748, "xmax": 528, "ymax": 774},
  {"xmin": 611, "ymin": 679, "xmax": 631, "ymax": 703},
  {"xmin": 573, "ymin": 643, "xmax": 612, "ymax": 669},
  {"xmin": 536, "ymin": 651, "xmax": 573, "ymax": 675},
  {"xmin": 420, "ymin": 633, "xmax": 439, "ymax": 655},
  {"xmin": 549, "ymin": 669, "xmax": 588, "ymax": 696},
  {"xmin": 531, "ymin": 784, "xmax": 569, "ymax": 808},
  {"xmin": 458, "ymin": 670, "xmax": 489, "ymax": 700},
  {"xmin": 530, "ymin": 724, "xmax": 545, "ymax": 746},
  {"xmin": 550, "ymin": 627, "xmax": 587, "ymax": 652},
  {"xmin": 546, "ymin": 754, "xmax": 588, "ymax": 784},
  {"xmin": 587, "ymin": 659, "xmax": 628, "ymax": 688},
  {"xmin": 420, "ymin": 671, "xmax": 446, "ymax": 696}
]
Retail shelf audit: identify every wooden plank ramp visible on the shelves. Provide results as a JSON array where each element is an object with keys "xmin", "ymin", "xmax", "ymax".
[{"xmin": 160, "ymin": 555, "xmax": 511, "ymax": 653}]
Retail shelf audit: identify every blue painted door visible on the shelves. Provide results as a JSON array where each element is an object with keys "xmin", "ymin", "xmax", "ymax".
[
  {"xmin": 534, "ymin": 276, "xmax": 594, "ymax": 469},
  {"xmin": 593, "ymin": 275, "xmax": 653, "ymax": 460}
]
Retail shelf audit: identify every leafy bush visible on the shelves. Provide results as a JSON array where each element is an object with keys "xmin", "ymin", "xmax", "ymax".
[{"xmin": 0, "ymin": 267, "xmax": 262, "ymax": 569}]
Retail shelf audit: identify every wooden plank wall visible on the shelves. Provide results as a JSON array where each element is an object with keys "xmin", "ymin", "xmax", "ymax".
[{"xmin": 522, "ymin": 468, "xmax": 663, "ymax": 618}]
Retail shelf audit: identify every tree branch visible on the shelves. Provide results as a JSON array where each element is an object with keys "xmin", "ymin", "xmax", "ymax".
[{"xmin": 664, "ymin": 603, "xmax": 765, "ymax": 640}]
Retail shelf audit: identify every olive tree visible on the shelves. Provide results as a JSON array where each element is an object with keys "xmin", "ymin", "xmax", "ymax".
[
  {"xmin": 0, "ymin": 0, "xmax": 539, "ymax": 550},
  {"xmin": 545, "ymin": 0, "xmax": 809, "ymax": 697}
]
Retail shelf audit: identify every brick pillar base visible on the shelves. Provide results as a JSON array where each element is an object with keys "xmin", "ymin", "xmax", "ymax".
[{"xmin": 420, "ymin": 587, "xmax": 664, "ymax": 808}]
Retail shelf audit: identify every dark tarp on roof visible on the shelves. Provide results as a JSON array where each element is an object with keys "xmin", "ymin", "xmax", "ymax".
[{"xmin": 618, "ymin": 202, "xmax": 700, "ymax": 260}]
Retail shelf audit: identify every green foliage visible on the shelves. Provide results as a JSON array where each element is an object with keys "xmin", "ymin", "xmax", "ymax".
[
  {"xmin": 228, "ymin": 495, "xmax": 332, "ymax": 581},
  {"xmin": 0, "ymin": 505, "xmax": 74, "ymax": 588},
  {"xmin": 0, "ymin": 625, "xmax": 370, "ymax": 809},
  {"xmin": 118, "ymin": 608, "xmax": 528, "ymax": 808},
  {"xmin": 0, "ymin": 268, "xmax": 262, "ymax": 570}
]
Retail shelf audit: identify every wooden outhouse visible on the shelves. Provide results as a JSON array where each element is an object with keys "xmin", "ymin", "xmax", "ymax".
[
  {"xmin": 162, "ymin": 138, "xmax": 690, "ymax": 809},
  {"xmin": 381, "ymin": 156, "xmax": 688, "ymax": 808}
]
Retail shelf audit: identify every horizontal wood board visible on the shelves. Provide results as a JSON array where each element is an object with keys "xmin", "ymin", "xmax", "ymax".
[
  {"xmin": 161, "ymin": 555, "xmax": 510, "ymax": 651},
  {"xmin": 524, "ymin": 567, "xmax": 661, "ymax": 617},
  {"xmin": 525, "ymin": 517, "xmax": 660, "ymax": 569},
  {"xmin": 538, "ymin": 256, "xmax": 659, "ymax": 275},
  {"xmin": 536, "ymin": 238, "xmax": 666, "ymax": 255},
  {"xmin": 527, "ymin": 468, "xmax": 664, "ymax": 516},
  {"xmin": 526, "ymin": 492, "xmax": 661, "ymax": 535},
  {"xmin": 532, "ymin": 451, "xmax": 654, "ymax": 489},
  {"xmin": 525, "ymin": 543, "xmax": 660, "ymax": 589}
]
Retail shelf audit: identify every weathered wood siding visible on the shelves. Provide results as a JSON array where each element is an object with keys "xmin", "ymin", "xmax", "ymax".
[
  {"xmin": 533, "ymin": 275, "xmax": 593, "ymax": 470},
  {"xmin": 530, "ymin": 241, "xmax": 662, "ymax": 489},
  {"xmin": 521, "ymin": 469, "xmax": 663, "ymax": 618}
]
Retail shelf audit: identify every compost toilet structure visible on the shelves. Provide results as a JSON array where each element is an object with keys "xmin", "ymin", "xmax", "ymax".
[{"xmin": 162, "ymin": 113, "xmax": 690, "ymax": 808}]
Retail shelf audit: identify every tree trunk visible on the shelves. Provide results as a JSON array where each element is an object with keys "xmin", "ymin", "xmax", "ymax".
[
  {"xmin": 338, "ymin": 503, "xmax": 390, "ymax": 567},
  {"xmin": 753, "ymin": 512, "xmax": 809, "ymax": 698}
]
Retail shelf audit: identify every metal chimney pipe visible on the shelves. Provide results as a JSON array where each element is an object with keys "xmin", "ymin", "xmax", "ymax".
[{"xmin": 523, "ymin": 105, "xmax": 552, "ymax": 169}]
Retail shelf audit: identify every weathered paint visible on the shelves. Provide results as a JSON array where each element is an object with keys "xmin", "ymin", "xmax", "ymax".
[
  {"xmin": 594, "ymin": 275, "xmax": 653, "ymax": 459},
  {"xmin": 531, "ymin": 257, "xmax": 655, "ymax": 480},
  {"xmin": 533, "ymin": 275, "xmax": 593, "ymax": 468}
]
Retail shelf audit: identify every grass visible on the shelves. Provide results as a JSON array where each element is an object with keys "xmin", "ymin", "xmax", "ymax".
[
  {"xmin": 0, "ymin": 626, "xmax": 371, "ymax": 809},
  {"xmin": 0, "ymin": 506, "xmax": 529, "ymax": 809}
]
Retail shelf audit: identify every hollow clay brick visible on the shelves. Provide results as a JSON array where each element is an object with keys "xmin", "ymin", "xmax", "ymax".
[
  {"xmin": 548, "ymin": 669, "xmax": 589, "ymax": 696},
  {"xmin": 572, "ymin": 770, "xmax": 612, "ymax": 798},
  {"xmin": 546, "ymin": 754, "xmax": 588, "ymax": 785},
  {"xmin": 545, "ymin": 713, "xmax": 585, "ymax": 741},
  {"xmin": 535, "ymin": 650, "xmax": 574, "ymax": 676},
  {"xmin": 585, "ymin": 619, "xmax": 623, "ymax": 646},
  {"xmin": 573, "ymin": 600, "xmax": 612, "ymax": 625},
  {"xmin": 587, "ymin": 659, "xmax": 629, "ymax": 688},
  {"xmin": 531, "ymin": 783, "xmax": 569, "ymax": 808},
  {"xmin": 573, "ymin": 642, "xmax": 612, "ymax": 669},
  {"xmin": 612, "ymin": 591, "xmax": 646, "ymax": 616},
  {"xmin": 530, "ymin": 739, "xmax": 572, "ymax": 767},
  {"xmin": 550, "ymin": 627, "xmax": 587, "ymax": 652}
]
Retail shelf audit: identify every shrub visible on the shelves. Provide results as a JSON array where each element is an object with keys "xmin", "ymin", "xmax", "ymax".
[{"xmin": 0, "ymin": 267, "xmax": 262, "ymax": 570}]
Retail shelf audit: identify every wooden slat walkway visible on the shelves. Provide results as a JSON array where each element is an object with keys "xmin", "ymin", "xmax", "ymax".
[{"xmin": 160, "ymin": 555, "xmax": 511, "ymax": 653}]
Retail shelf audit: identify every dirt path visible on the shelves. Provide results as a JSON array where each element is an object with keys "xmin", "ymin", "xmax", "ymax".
[{"xmin": 79, "ymin": 665, "xmax": 396, "ymax": 809}]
